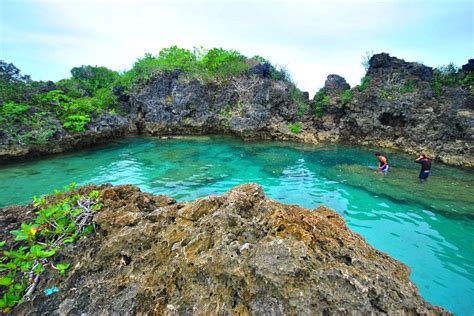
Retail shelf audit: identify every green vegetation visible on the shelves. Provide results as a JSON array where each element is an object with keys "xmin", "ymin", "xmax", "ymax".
[
  {"xmin": 0, "ymin": 184, "xmax": 101, "ymax": 312},
  {"xmin": 290, "ymin": 86, "xmax": 308, "ymax": 117},
  {"xmin": 288, "ymin": 122, "xmax": 302, "ymax": 134},
  {"xmin": 313, "ymin": 88, "xmax": 329, "ymax": 118},
  {"xmin": 119, "ymin": 46, "xmax": 289, "ymax": 89},
  {"xmin": 358, "ymin": 76, "xmax": 370, "ymax": 92},
  {"xmin": 432, "ymin": 63, "xmax": 474, "ymax": 96},
  {"xmin": 341, "ymin": 89, "xmax": 353, "ymax": 105},
  {"xmin": 379, "ymin": 88, "xmax": 395, "ymax": 101},
  {"xmin": 399, "ymin": 79, "xmax": 415, "ymax": 94},
  {"xmin": 1, "ymin": 46, "xmax": 292, "ymax": 145}
]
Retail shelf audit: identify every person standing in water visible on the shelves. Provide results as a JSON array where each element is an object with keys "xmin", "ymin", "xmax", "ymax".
[
  {"xmin": 374, "ymin": 152, "xmax": 389, "ymax": 174},
  {"xmin": 415, "ymin": 153, "xmax": 432, "ymax": 182}
]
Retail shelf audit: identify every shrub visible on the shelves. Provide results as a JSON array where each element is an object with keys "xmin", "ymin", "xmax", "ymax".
[
  {"xmin": 56, "ymin": 79, "xmax": 86, "ymax": 98},
  {"xmin": 341, "ymin": 89, "xmax": 353, "ymax": 104},
  {"xmin": 90, "ymin": 88, "xmax": 117, "ymax": 109},
  {"xmin": 35, "ymin": 90, "xmax": 93, "ymax": 132},
  {"xmin": 288, "ymin": 122, "xmax": 302, "ymax": 134},
  {"xmin": 61, "ymin": 114, "xmax": 91, "ymax": 132},
  {"xmin": 290, "ymin": 86, "xmax": 308, "ymax": 117},
  {"xmin": 0, "ymin": 184, "xmax": 101, "ymax": 312},
  {"xmin": 432, "ymin": 63, "xmax": 468, "ymax": 97},
  {"xmin": 314, "ymin": 88, "xmax": 329, "ymax": 118},
  {"xmin": 70, "ymin": 65, "xmax": 119, "ymax": 95},
  {"xmin": 358, "ymin": 76, "xmax": 369, "ymax": 92},
  {"xmin": 0, "ymin": 61, "xmax": 33, "ymax": 104},
  {"xmin": 0, "ymin": 101, "xmax": 30, "ymax": 119},
  {"xmin": 399, "ymin": 80, "xmax": 415, "ymax": 94},
  {"xmin": 199, "ymin": 48, "xmax": 249, "ymax": 78}
]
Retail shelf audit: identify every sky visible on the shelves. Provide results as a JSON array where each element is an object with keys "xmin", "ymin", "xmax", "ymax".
[{"xmin": 0, "ymin": 0, "xmax": 472, "ymax": 95}]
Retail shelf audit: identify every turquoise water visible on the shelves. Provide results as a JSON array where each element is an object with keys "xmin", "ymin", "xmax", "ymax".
[{"xmin": 1, "ymin": 136, "xmax": 473, "ymax": 314}]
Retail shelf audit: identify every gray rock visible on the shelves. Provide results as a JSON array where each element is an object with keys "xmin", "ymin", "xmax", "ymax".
[{"xmin": 324, "ymin": 74, "xmax": 350, "ymax": 95}]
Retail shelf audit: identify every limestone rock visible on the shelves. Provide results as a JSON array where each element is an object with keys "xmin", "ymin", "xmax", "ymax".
[
  {"xmin": 3, "ymin": 184, "xmax": 448, "ymax": 314},
  {"xmin": 324, "ymin": 74, "xmax": 350, "ymax": 95}
]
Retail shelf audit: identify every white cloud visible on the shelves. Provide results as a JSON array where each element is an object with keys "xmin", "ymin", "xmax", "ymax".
[{"xmin": 2, "ymin": 0, "xmax": 472, "ymax": 95}]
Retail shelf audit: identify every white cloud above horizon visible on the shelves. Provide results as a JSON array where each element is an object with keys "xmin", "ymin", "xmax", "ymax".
[{"xmin": 1, "ymin": 0, "xmax": 472, "ymax": 95}]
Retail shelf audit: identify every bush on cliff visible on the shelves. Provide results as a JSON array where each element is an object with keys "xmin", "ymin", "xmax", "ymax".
[
  {"xmin": 0, "ymin": 61, "xmax": 33, "ymax": 105},
  {"xmin": 118, "ymin": 46, "xmax": 291, "ymax": 90},
  {"xmin": 291, "ymin": 86, "xmax": 308, "ymax": 117},
  {"xmin": 358, "ymin": 76, "xmax": 370, "ymax": 92},
  {"xmin": 399, "ymin": 79, "xmax": 415, "ymax": 94},
  {"xmin": 433, "ymin": 63, "xmax": 474, "ymax": 96},
  {"xmin": 341, "ymin": 89, "xmax": 353, "ymax": 104},
  {"xmin": 288, "ymin": 122, "xmax": 302, "ymax": 134},
  {"xmin": 314, "ymin": 88, "xmax": 329, "ymax": 118}
]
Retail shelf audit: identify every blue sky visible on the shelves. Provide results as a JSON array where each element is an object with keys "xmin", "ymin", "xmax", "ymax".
[{"xmin": 1, "ymin": 0, "xmax": 472, "ymax": 95}]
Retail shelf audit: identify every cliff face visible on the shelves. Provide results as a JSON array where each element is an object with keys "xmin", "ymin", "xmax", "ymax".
[
  {"xmin": 1, "ymin": 53, "xmax": 472, "ymax": 167},
  {"xmin": 319, "ymin": 53, "xmax": 473, "ymax": 167},
  {"xmin": 2, "ymin": 184, "xmax": 448, "ymax": 314},
  {"xmin": 127, "ymin": 53, "xmax": 473, "ymax": 167},
  {"xmin": 129, "ymin": 71, "xmax": 313, "ymax": 141}
]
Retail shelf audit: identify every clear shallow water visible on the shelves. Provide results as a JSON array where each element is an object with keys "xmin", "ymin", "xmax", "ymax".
[{"xmin": 1, "ymin": 136, "xmax": 473, "ymax": 314}]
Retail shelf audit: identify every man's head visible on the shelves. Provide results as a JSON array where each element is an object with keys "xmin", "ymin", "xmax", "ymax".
[
  {"xmin": 420, "ymin": 153, "xmax": 427, "ymax": 159},
  {"xmin": 374, "ymin": 152, "xmax": 381, "ymax": 157}
]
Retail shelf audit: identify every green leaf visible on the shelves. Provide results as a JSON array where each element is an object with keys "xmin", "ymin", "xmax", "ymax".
[
  {"xmin": 33, "ymin": 263, "xmax": 44, "ymax": 275},
  {"xmin": 88, "ymin": 190, "xmax": 100, "ymax": 199},
  {"xmin": 29, "ymin": 245, "xmax": 55, "ymax": 258},
  {"xmin": 0, "ymin": 277, "xmax": 12, "ymax": 286},
  {"xmin": 0, "ymin": 241, "xmax": 6, "ymax": 248},
  {"xmin": 56, "ymin": 263, "xmax": 70, "ymax": 276}
]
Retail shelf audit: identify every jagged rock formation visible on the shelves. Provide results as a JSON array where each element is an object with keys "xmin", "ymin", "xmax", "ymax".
[
  {"xmin": 1, "ymin": 53, "xmax": 472, "ymax": 167},
  {"xmin": 2, "ymin": 184, "xmax": 448, "ymax": 314},
  {"xmin": 129, "ymin": 71, "xmax": 310, "ymax": 141},
  {"xmin": 316, "ymin": 53, "xmax": 473, "ymax": 166},
  {"xmin": 324, "ymin": 74, "xmax": 350, "ymax": 95},
  {"xmin": 0, "ymin": 114, "xmax": 130, "ymax": 161}
]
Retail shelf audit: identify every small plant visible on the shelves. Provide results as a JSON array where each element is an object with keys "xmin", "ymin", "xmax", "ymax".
[
  {"xmin": 379, "ymin": 88, "xmax": 394, "ymax": 100},
  {"xmin": 0, "ymin": 185, "xmax": 102, "ymax": 312},
  {"xmin": 431, "ymin": 63, "xmax": 471, "ymax": 97},
  {"xmin": 313, "ymin": 88, "xmax": 329, "ymax": 118},
  {"xmin": 358, "ymin": 76, "xmax": 370, "ymax": 92},
  {"xmin": 290, "ymin": 86, "xmax": 308, "ymax": 118},
  {"xmin": 341, "ymin": 89, "xmax": 353, "ymax": 105},
  {"xmin": 288, "ymin": 122, "xmax": 302, "ymax": 134},
  {"xmin": 399, "ymin": 79, "xmax": 415, "ymax": 94}
]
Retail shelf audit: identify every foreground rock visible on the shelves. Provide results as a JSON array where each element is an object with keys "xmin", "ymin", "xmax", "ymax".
[{"xmin": 2, "ymin": 184, "xmax": 448, "ymax": 314}]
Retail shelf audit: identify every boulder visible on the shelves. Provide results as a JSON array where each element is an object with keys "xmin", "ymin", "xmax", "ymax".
[
  {"xmin": 5, "ymin": 184, "xmax": 448, "ymax": 314},
  {"xmin": 324, "ymin": 74, "xmax": 350, "ymax": 95}
]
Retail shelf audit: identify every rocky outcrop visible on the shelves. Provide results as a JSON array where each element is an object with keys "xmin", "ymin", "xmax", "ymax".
[
  {"xmin": 1, "ymin": 54, "xmax": 472, "ymax": 168},
  {"xmin": 316, "ymin": 53, "xmax": 474, "ymax": 167},
  {"xmin": 3, "ymin": 184, "xmax": 448, "ymax": 314},
  {"xmin": 129, "ymin": 71, "xmax": 313, "ymax": 141},
  {"xmin": 324, "ymin": 74, "xmax": 350, "ymax": 95},
  {"xmin": 0, "ymin": 114, "xmax": 131, "ymax": 163}
]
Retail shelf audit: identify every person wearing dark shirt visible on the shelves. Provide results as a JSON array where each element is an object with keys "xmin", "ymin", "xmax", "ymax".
[{"xmin": 415, "ymin": 153, "xmax": 432, "ymax": 182}]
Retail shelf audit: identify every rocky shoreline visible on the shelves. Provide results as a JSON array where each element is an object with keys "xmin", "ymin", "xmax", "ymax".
[
  {"xmin": 1, "ymin": 53, "xmax": 472, "ymax": 167},
  {"xmin": 0, "ymin": 183, "xmax": 449, "ymax": 314}
]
